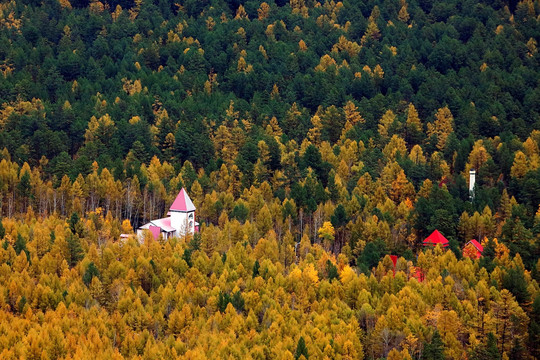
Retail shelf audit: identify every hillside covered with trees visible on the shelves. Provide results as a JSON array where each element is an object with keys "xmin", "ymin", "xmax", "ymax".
[{"xmin": 0, "ymin": 0, "xmax": 538, "ymax": 358}]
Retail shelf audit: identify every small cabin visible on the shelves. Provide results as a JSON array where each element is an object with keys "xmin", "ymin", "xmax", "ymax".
[
  {"xmin": 463, "ymin": 239, "xmax": 483, "ymax": 259},
  {"xmin": 422, "ymin": 230, "xmax": 449, "ymax": 248}
]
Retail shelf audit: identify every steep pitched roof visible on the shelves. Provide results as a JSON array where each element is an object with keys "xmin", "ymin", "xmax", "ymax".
[
  {"xmin": 423, "ymin": 230, "xmax": 449, "ymax": 247},
  {"xmin": 467, "ymin": 239, "xmax": 483, "ymax": 252},
  {"xmin": 169, "ymin": 188, "xmax": 196, "ymax": 212}
]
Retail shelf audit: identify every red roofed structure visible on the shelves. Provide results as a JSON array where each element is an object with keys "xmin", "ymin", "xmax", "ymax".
[
  {"xmin": 423, "ymin": 230, "xmax": 449, "ymax": 247},
  {"xmin": 463, "ymin": 239, "xmax": 483, "ymax": 259}
]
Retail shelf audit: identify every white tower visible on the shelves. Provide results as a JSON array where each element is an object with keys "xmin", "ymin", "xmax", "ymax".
[
  {"xmin": 169, "ymin": 188, "xmax": 196, "ymax": 236},
  {"xmin": 469, "ymin": 169, "xmax": 476, "ymax": 200}
]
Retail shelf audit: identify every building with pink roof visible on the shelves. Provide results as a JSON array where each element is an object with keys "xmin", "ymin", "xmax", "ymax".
[{"xmin": 137, "ymin": 188, "xmax": 198, "ymax": 241}]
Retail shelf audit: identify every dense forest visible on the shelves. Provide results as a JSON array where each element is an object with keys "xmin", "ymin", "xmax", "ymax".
[{"xmin": 0, "ymin": 0, "xmax": 539, "ymax": 358}]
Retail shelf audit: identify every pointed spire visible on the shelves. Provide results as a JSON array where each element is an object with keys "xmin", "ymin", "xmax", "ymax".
[{"xmin": 169, "ymin": 188, "xmax": 196, "ymax": 212}]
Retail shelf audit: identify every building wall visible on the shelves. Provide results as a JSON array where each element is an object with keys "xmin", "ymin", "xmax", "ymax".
[{"xmin": 170, "ymin": 211, "xmax": 195, "ymax": 236}]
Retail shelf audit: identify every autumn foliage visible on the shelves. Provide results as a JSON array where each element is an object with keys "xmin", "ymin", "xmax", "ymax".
[{"xmin": 0, "ymin": 0, "xmax": 539, "ymax": 358}]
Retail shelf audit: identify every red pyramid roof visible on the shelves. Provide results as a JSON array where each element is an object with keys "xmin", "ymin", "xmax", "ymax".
[
  {"xmin": 169, "ymin": 188, "xmax": 196, "ymax": 212},
  {"xmin": 423, "ymin": 230, "xmax": 449, "ymax": 247}
]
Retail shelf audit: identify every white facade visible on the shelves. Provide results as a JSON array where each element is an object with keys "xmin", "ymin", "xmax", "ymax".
[
  {"xmin": 170, "ymin": 210, "xmax": 196, "ymax": 237},
  {"xmin": 469, "ymin": 169, "xmax": 476, "ymax": 199}
]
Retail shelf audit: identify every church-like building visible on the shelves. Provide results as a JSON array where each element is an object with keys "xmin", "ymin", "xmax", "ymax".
[{"xmin": 137, "ymin": 188, "xmax": 198, "ymax": 241}]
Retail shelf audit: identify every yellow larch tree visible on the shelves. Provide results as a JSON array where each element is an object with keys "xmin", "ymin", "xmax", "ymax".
[
  {"xmin": 427, "ymin": 106, "xmax": 454, "ymax": 151},
  {"xmin": 383, "ymin": 134, "xmax": 408, "ymax": 161},
  {"xmin": 510, "ymin": 151, "xmax": 528, "ymax": 178},
  {"xmin": 409, "ymin": 144, "xmax": 427, "ymax": 165},
  {"xmin": 406, "ymin": 103, "xmax": 422, "ymax": 133},
  {"xmin": 378, "ymin": 110, "xmax": 396, "ymax": 140},
  {"xmin": 258, "ymin": 2, "xmax": 270, "ymax": 20}
]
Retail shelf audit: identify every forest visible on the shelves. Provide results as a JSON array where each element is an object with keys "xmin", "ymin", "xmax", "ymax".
[{"xmin": 0, "ymin": 0, "xmax": 539, "ymax": 358}]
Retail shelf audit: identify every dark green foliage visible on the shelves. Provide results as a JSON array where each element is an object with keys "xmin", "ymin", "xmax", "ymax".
[
  {"xmin": 486, "ymin": 333, "xmax": 501, "ymax": 360},
  {"xmin": 0, "ymin": 219, "xmax": 5, "ymax": 239},
  {"xmin": 471, "ymin": 333, "xmax": 501, "ymax": 360},
  {"xmin": 529, "ymin": 295, "xmax": 540, "ymax": 358},
  {"xmin": 326, "ymin": 260, "xmax": 338, "ymax": 282},
  {"xmin": 17, "ymin": 296, "xmax": 27, "ymax": 314},
  {"xmin": 175, "ymin": 123, "xmax": 214, "ymax": 169},
  {"xmin": 17, "ymin": 171, "xmax": 31, "ymax": 200},
  {"xmin": 231, "ymin": 203, "xmax": 249, "ymax": 223},
  {"xmin": 303, "ymin": 145, "xmax": 330, "ymax": 186},
  {"xmin": 479, "ymin": 239, "xmax": 496, "ymax": 272},
  {"xmin": 414, "ymin": 185, "xmax": 458, "ymax": 246},
  {"xmin": 182, "ymin": 248, "xmax": 192, "ymax": 268},
  {"xmin": 69, "ymin": 212, "xmax": 81, "ymax": 235},
  {"xmin": 357, "ymin": 241, "xmax": 385, "ymax": 274},
  {"xmin": 67, "ymin": 234, "xmax": 83, "ymax": 268},
  {"xmin": 14, "ymin": 234, "xmax": 29, "ymax": 259},
  {"xmin": 231, "ymin": 291, "xmax": 245, "ymax": 313},
  {"xmin": 217, "ymin": 290, "xmax": 244, "ymax": 313},
  {"xmin": 217, "ymin": 291, "xmax": 230, "ymax": 313},
  {"xmin": 295, "ymin": 336, "xmax": 309, "ymax": 360},
  {"xmin": 252, "ymin": 260, "xmax": 260, "ymax": 278},
  {"xmin": 82, "ymin": 262, "xmax": 100, "ymax": 286},
  {"xmin": 424, "ymin": 330, "xmax": 445, "ymax": 360},
  {"xmin": 448, "ymin": 237, "xmax": 462, "ymax": 260},
  {"xmin": 49, "ymin": 152, "xmax": 73, "ymax": 179},
  {"xmin": 502, "ymin": 267, "xmax": 530, "ymax": 305},
  {"xmin": 330, "ymin": 205, "xmax": 348, "ymax": 229},
  {"xmin": 188, "ymin": 233, "xmax": 201, "ymax": 252},
  {"xmin": 509, "ymin": 337, "xmax": 525, "ymax": 360}
]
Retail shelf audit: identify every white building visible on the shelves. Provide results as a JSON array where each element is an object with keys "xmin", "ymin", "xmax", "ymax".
[
  {"xmin": 137, "ymin": 188, "xmax": 198, "ymax": 241},
  {"xmin": 469, "ymin": 169, "xmax": 476, "ymax": 200}
]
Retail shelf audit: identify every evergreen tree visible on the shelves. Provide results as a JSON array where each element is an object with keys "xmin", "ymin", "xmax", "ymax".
[
  {"xmin": 326, "ymin": 260, "xmax": 338, "ymax": 282},
  {"xmin": 69, "ymin": 212, "xmax": 80, "ymax": 235},
  {"xmin": 485, "ymin": 333, "xmax": 501, "ymax": 360},
  {"xmin": 252, "ymin": 260, "xmax": 260, "ymax": 277},
  {"xmin": 295, "ymin": 336, "xmax": 309, "ymax": 360},
  {"xmin": 18, "ymin": 171, "xmax": 32, "ymax": 199},
  {"xmin": 217, "ymin": 291, "xmax": 231, "ymax": 313},
  {"xmin": 528, "ymin": 295, "xmax": 540, "ymax": 358},
  {"xmin": 479, "ymin": 238, "xmax": 496, "ymax": 272},
  {"xmin": 231, "ymin": 291, "xmax": 245, "ymax": 313},
  {"xmin": 472, "ymin": 332, "xmax": 501, "ymax": 360},
  {"xmin": 14, "ymin": 234, "xmax": 29, "ymax": 259},
  {"xmin": 502, "ymin": 267, "xmax": 530, "ymax": 305},
  {"xmin": 508, "ymin": 338, "xmax": 524, "ymax": 360},
  {"xmin": 82, "ymin": 262, "xmax": 100, "ymax": 286},
  {"xmin": 67, "ymin": 234, "xmax": 83, "ymax": 267},
  {"xmin": 424, "ymin": 330, "xmax": 444, "ymax": 360}
]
